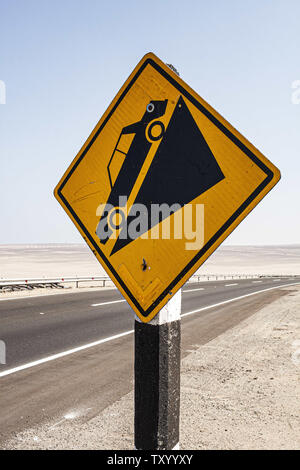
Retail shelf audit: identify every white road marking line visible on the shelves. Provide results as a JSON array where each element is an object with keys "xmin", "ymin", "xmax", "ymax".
[
  {"xmin": 1, "ymin": 281, "xmax": 299, "ymax": 378},
  {"xmin": 225, "ymin": 283, "xmax": 238, "ymax": 287},
  {"xmin": 252, "ymin": 280, "xmax": 262, "ymax": 283},
  {"xmin": 0, "ymin": 329, "xmax": 134, "ymax": 378},
  {"xmin": 273, "ymin": 279, "xmax": 282, "ymax": 282},
  {"xmin": 183, "ymin": 288, "xmax": 204, "ymax": 292},
  {"xmin": 50, "ymin": 408, "xmax": 92, "ymax": 429},
  {"xmin": 181, "ymin": 282, "xmax": 300, "ymax": 319},
  {"xmin": 91, "ymin": 299, "xmax": 126, "ymax": 307}
]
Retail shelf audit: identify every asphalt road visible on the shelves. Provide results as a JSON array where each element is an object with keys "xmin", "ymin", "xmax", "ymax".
[
  {"xmin": 0, "ymin": 276, "xmax": 299, "ymax": 372},
  {"xmin": 0, "ymin": 276, "xmax": 299, "ymax": 445}
]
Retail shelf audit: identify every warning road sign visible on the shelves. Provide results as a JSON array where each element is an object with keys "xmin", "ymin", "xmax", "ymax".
[{"xmin": 54, "ymin": 53, "xmax": 280, "ymax": 322}]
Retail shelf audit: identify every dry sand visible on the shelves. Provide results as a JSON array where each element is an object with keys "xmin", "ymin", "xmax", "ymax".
[
  {"xmin": 0, "ymin": 244, "xmax": 299, "ymax": 279},
  {"xmin": 199, "ymin": 244, "xmax": 300, "ymax": 276},
  {"xmin": 0, "ymin": 244, "xmax": 103, "ymax": 279},
  {"xmin": 4, "ymin": 285, "xmax": 300, "ymax": 450}
]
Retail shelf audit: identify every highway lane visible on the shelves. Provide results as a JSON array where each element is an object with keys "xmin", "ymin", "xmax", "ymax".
[
  {"xmin": 0, "ymin": 276, "xmax": 299, "ymax": 372},
  {"xmin": 0, "ymin": 279, "xmax": 298, "ymax": 445}
]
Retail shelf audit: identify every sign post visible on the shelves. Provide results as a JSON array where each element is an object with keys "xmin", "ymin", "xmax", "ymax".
[{"xmin": 135, "ymin": 281, "xmax": 181, "ymax": 450}]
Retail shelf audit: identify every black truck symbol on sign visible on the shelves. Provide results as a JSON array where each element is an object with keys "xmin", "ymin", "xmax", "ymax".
[{"xmin": 96, "ymin": 96, "xmax": 225, "ymax": 254}]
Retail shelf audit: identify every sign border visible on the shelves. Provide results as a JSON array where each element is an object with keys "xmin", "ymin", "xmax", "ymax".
[{"xmin": 54, "ymin": 52, "xmax": 280, "ymax": 322}]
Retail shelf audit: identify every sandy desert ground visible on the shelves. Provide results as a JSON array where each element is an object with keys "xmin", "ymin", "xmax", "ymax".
[{"xmin": 0, "ymin": 244, "xmax": 299, "ymax": 279}]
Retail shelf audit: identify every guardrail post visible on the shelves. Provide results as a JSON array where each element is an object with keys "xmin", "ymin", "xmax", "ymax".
[{"xmin": 134, "ymin": 289, "xmax": 181, "ymax": 450}]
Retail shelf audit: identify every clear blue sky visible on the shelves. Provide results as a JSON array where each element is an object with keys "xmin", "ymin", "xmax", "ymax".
[{"xmin": 0, "ymin": 0, "xmax": 299, "ymax": 245}]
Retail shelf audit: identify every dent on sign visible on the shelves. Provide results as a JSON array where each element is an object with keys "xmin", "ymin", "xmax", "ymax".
[{"xmin": 54, "ymin": 52, "xmax": 280, "ymax": 322}]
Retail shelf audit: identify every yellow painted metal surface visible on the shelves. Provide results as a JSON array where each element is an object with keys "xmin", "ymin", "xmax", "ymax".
[{"xmin": 54, "ymin": 52, "xmax": 280, "ymax": 322}]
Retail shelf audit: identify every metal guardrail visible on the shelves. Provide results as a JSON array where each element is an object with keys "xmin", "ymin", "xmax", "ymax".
[
  {"xmin": 0, "ymin": 276, "xmax": 112, "ymax": 292},
  {"xmin": 0, "ymin": 274, "xmax": 298, "ymax": 293},
  {"xmin": 189, "ymin": 274, "xmax": 280, "ymax": 282}
]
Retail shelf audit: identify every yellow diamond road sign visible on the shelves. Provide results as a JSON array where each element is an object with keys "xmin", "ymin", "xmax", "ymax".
[{"xmin": 54, "ymin": 52, "xmax": 280, "ymax": 322}]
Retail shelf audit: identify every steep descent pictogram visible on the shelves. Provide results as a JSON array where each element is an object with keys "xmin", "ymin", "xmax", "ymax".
[{"xmin": 96, "ymin": 95, "xmax": 225, "ymax": 254}]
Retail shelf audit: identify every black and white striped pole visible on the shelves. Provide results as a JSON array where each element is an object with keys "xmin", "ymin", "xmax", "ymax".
[{"xmin": 134, "ymin": 289, "xmax": 181, "ymax": 450}]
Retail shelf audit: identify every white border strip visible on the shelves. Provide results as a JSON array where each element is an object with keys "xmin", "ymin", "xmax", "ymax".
[{"xmin": 0, "ymin": 281, "xmax": 299, "ymax": 378}]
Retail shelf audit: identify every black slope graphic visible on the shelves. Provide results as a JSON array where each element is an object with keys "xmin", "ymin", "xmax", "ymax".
[{"xmin": 110, "ymin": 96, "xmax": 225, "ymax": 255}]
